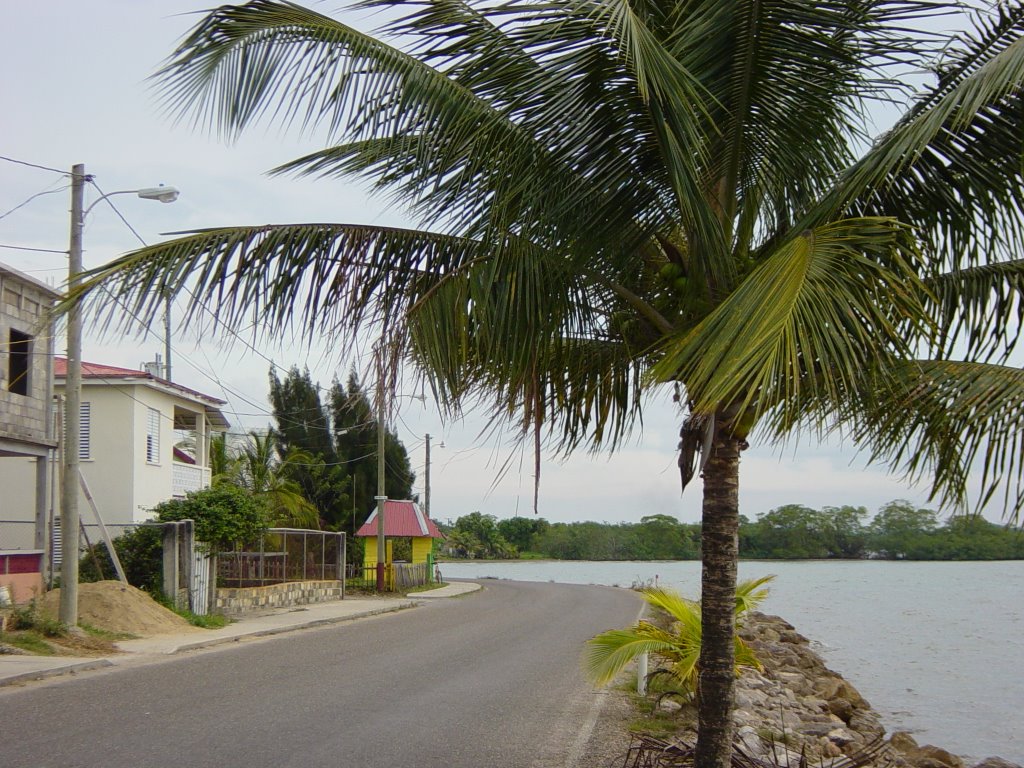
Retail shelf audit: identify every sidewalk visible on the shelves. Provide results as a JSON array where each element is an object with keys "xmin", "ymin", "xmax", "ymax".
[{"xmin": 0, "ymin": 581, "xmax": 481, "ymax": 688}]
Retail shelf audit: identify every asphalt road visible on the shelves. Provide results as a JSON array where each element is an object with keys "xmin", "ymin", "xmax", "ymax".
[{"xmin": 0, "ymin": 580, "xmax": 641, "ymax": 768}]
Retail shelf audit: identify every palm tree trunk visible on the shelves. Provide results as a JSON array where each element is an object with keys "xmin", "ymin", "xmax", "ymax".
[{"xmin": 695, "ymin": 422, "xmax": 742, "ymax": 768}]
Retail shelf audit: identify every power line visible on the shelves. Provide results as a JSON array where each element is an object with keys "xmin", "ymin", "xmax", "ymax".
[
  {"xmin": 0, "ymin": 243, "xmax": 67, "ymax": 254},
  {"xmin": 0, "ymin": 154, "xmax": 68, "ymax": 176},
  {"xmin": 89, "ymin": 180, "xmax": 433, "ymax": 442},
  {"xmin": 0, "ymin": 180, "xmax": 70, "ymax": 222},
  {"xmin": 88, "ymin": 180, "xmax": 148, "ymax": 247}
]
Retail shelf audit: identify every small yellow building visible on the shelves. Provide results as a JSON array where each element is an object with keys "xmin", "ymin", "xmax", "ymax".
[{"xmin": 356, "ymin": 499, "xmax": 444, "ymax": 570}]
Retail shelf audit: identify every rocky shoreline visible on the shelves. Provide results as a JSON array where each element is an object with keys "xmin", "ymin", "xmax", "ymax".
[
  {"xmin": 732, "ymin": 613, "xmax": 1018, "ymax": 768},
  {"xmin": 640, "ymin": 612, "xmax": 1019, "ymax": 768}
]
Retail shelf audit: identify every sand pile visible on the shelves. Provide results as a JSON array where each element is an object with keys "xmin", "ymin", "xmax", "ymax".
[{"xmin": 40, "ymin": 581, "xmax": 200, "ymax": 636}]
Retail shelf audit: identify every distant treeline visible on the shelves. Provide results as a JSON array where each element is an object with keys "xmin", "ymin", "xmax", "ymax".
[{"xmin": 439, "ymin": 501, "xmax": 1024, "ymax": 561}]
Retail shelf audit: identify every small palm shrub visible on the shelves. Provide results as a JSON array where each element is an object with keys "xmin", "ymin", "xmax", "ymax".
[{"xmin": 584, "ymin": 575, "xmax": 773, "ymax": 699}]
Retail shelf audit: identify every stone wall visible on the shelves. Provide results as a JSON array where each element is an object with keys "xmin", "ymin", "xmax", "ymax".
[{"xmin": 213, "ymin": 580, "xmax": 343, "ymax": 616}]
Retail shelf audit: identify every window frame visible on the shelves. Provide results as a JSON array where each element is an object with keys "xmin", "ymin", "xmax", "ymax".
[
  {"xmin": 145, "ymin": 407, "xmax": 161, "ymax": 465},
  {"xmin": 7, "ymin": 329, "xmax": 31, "ymax": 396}
]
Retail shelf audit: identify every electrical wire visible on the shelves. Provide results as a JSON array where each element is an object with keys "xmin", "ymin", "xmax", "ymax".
[
  {"xmin": 86, "ymin": 182, "xmax": 306, "ymax": 429},
  {"xmin": 0, "ymin": 154, "xmax": 68, "ymax": 176},
  {"xmin": 87, "ymin": 181, "xmax": 432, "ymax": 461},
  {"xmin": 0, "ymin": 180, "xmax": 70, "ymax": 222},
  {"xmin": 0, "ymin": 244, "xmax": 67, "ymax": 254}
]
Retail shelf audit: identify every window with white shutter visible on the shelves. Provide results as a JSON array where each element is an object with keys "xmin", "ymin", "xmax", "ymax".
[
  {"xmin": 79, "ymin": 402, "xmax": 91, "ymax": 460},
  {"xmin": 60, "ymin": 399, "xmax": 92, "ymax": 460},
  {"xmin": 146, "ymin": 407, "xmax": 160, "ymax": 464}
]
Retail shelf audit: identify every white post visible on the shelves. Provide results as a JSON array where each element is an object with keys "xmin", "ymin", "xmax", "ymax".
[{"xmin": 637, "ymin": 652, "xmax": 648, "ymax": 695}]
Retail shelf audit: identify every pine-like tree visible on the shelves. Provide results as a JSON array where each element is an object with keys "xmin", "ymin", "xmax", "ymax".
[
  {"xmin": 268, "ymin": 366, "xmax": 348, "ymax": 527},
  {"xmin": 329, "ymin": 372, "xmax": 416, "ymax": 530}
]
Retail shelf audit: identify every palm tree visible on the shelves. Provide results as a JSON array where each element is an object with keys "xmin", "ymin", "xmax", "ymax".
[
  {"xmin": 233, "ymin": 430, "xmax": 321, "ymax": 529},
  {"xmin": 584, "ymin": 575, "xmax": 773, "ymax": 699},
  {"xmin": 74, "ymin": 3, "xmax": 1024, "ymax": 766}
]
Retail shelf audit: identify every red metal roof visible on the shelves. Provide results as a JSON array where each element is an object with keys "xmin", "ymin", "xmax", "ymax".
[
  {"xmin": 355, "ymin": 500, "xmax": 444, "ymax": 539},
  {"xmin": 55, "ymin": 357, "xmax": 226, "ymax": 406}
]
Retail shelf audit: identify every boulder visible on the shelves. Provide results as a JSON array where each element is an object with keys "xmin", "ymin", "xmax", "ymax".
[
  {"xmin": 890, "ymin": 732, "xmax": 965, "ymax": 768},
  {"xmin": 828, "ymin": 696, "xmax": 855, "ymax": 723},
  {"xmin": 818, "ymin": 737, "xmax": 843, "ymax": 758},
  {"xmin": 736, "ymin": 726, "xmax": 767, "ymax": 757},
  {"xmin": 776, "ymin": 671, "xmax": 812, "ymax": 695},
  {"xmin": 818, "ymin": 677, "xmax": 868, "ymax": 709},
  {"xmin": 891, "ymin": 732, "xmax": 921, "ymax": 753},
  {"xmin": 916, "ymin": 745, "xmax": 965, "ymax": 768},
  {"xmin": 780, "ymin": 629, "xmax": 809, "ymax": 644},
  {"xmin": 971, "ymin": 759, "xmax": 1023, "ymax": 768},
  {"xmin": 827, "ymin": 727, "xmax": 859, "ymax": 746},
  {"xmin": 848, "ymin": 709, "xmax": 886, "ymax": 738}
]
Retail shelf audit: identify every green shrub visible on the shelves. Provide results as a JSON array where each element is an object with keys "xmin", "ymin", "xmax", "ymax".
[
  {"xmin": 79, "ymin": 486, "xmax": 271, "ymax": 593},
  {"xmin": 7, "ymin": 601, "xmax": 67, "ymax": 637},
  {"xmin": 154, "ymin": 485, "xmax": 271, "ymax": 551},
  {"xmin": 79, "ymin": 525, "xmax": 163, "ymax": 591}
]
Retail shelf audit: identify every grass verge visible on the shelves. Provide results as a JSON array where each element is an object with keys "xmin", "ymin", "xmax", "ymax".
[{"xmin": 152, "ymin": 593, "xmax": 231, "ymax": 629}]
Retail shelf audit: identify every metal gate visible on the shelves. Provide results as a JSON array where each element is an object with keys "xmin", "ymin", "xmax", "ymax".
[
  {"xmin": 190, "ymin": 548, "xmax": 212, "ymax": 616},
  {"xmin": 162, "ymin": 519, "xmax": 212, "ymax": 615}
]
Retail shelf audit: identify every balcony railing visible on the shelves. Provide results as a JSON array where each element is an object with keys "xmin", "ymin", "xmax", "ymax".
[{"xmin": 171, "ymin": 462, "xmax": 211, "ymax": 497}]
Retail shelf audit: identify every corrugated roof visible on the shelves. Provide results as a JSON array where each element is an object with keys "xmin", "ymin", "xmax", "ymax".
[
  {"xmin": 355, "ymin": 500, "xmax": 444, "ymax": 539},
  {"xmin": 55, "ymin": 357, "xmax": 227, "ymax": 406}
]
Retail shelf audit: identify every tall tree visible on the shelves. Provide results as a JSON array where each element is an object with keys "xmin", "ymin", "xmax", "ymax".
[
  {"xmin": 329, "ymin": 372, "xmax": 416, "ymax": 530},
  {"xmin": 269, "ymin": 367, "xmax": 336, "ymax": 461},
  {"xmin": 77, "ymin": 3, "xmax": 1024, "ymax": 766},
  {"xmin": 269, "ymin": 366, "xmax": 347, "ymax": 526}
]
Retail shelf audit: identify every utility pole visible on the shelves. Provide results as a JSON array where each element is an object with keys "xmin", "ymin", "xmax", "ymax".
[
  {"xmin": 60, "ymin": 163, "xmax": 85, "ymax": 626},
  {"xmin": 375, "ymin": 351, "xmax": 387, "ymax": 592},
  {"xmin": 164, "ymin": 295, "xmax": 172, "ymax": 380},
  {"xmin": 424, "ymin": 433, "xmax": 431, "ymax": 520}
]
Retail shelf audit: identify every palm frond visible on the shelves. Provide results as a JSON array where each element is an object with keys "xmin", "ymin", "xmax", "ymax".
[
  {"xmin": 835, "ymin": 360, "xmax": 1024, "ymax": 522},
  {"xmin": 714, "ymin": 0, "xmax": 928, "ymax": 247},
  {"xmin": 641, "ymin": 586, "xmax": 701, "ymax": 627},
  {"xmin": 813, "ymin": 2, "xmax": 1024, "ymax": 276},
  {"xmin": 67, "ymin": 223, "xmax": 486, "ymax": 346},
  {"xmin": 734, "ymin": 574, "xmax": 774, "ymax": 616},
  {"xmin": 924, "ymin": 259, "xmax": 1024, "ymax": 361},
  {"xmin": 583, "ymin": 622, "xmax": 684, "ymax": 686},
  {"xmin": 652, "ymin": 218, "xmax": 927, "ymax": 425},
  {"xmin": 159, "ymin": 0, "xmax": 668, "ymax": 265}
]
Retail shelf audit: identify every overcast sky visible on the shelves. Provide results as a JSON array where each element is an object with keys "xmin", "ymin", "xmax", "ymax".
[{"xmin": 1, "ymin": 1, "xmax": 953, "ymax": 526}]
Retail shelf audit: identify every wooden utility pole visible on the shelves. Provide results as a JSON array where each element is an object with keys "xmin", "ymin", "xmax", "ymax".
[
  {"xmin": 375, "ymin": 350, "xmax": 387, "ymax": 592},
  {"xmin": 424, "ymin": 433, "xmax": 431, "ymax": 520},
  {"xmin": 60, "ymin": 163, "xmax": 85, "ymax": 626}
]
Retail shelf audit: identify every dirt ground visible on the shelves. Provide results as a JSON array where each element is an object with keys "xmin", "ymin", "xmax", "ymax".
[
  {"xmin": 1, "ymin": 581, "xmax": 200, "ymax": 657},
  {"xmin": 579, "ymin": 686, "xmax": 639, "ymax": 768},
  {"xmin": 38, "ymin": 581, "xmax": 198, "ymax": 636}
]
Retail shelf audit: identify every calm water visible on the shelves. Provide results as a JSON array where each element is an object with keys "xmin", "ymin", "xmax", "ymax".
[{"xmin": 443, "ymin": 560, "xmax": 1024, "ymax": 763}]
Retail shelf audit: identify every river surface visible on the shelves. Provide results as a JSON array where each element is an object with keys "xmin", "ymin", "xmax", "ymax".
[{"xmin": 443, "ymin": 559, "xmax": 1024, "ymax": 764}]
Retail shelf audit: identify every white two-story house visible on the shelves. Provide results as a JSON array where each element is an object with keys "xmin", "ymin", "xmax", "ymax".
[
  {"xmin": 55, "ymin": 357, "xmax": 231, "ymax": 524},
  {"xmin": 0, "ymin": 356, "xmax": 230, "ymax": 546}
]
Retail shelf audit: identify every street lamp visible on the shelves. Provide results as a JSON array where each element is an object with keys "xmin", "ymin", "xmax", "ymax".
[{"xmin": 60, "ymin": 164, "xmax": 179, "ymax": 626}]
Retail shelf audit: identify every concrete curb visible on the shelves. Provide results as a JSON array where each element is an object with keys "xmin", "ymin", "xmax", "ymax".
[
  {"xmin": 409, "ymin": 582, "xmax": 482, "ymax": 599},
  {"xmin": 0, "ymin": 658, "xmax": 114, "ymax": 687},
  {"xmin": 164, "ymin": 600, "xmax": 418, "ymax": 654}
]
